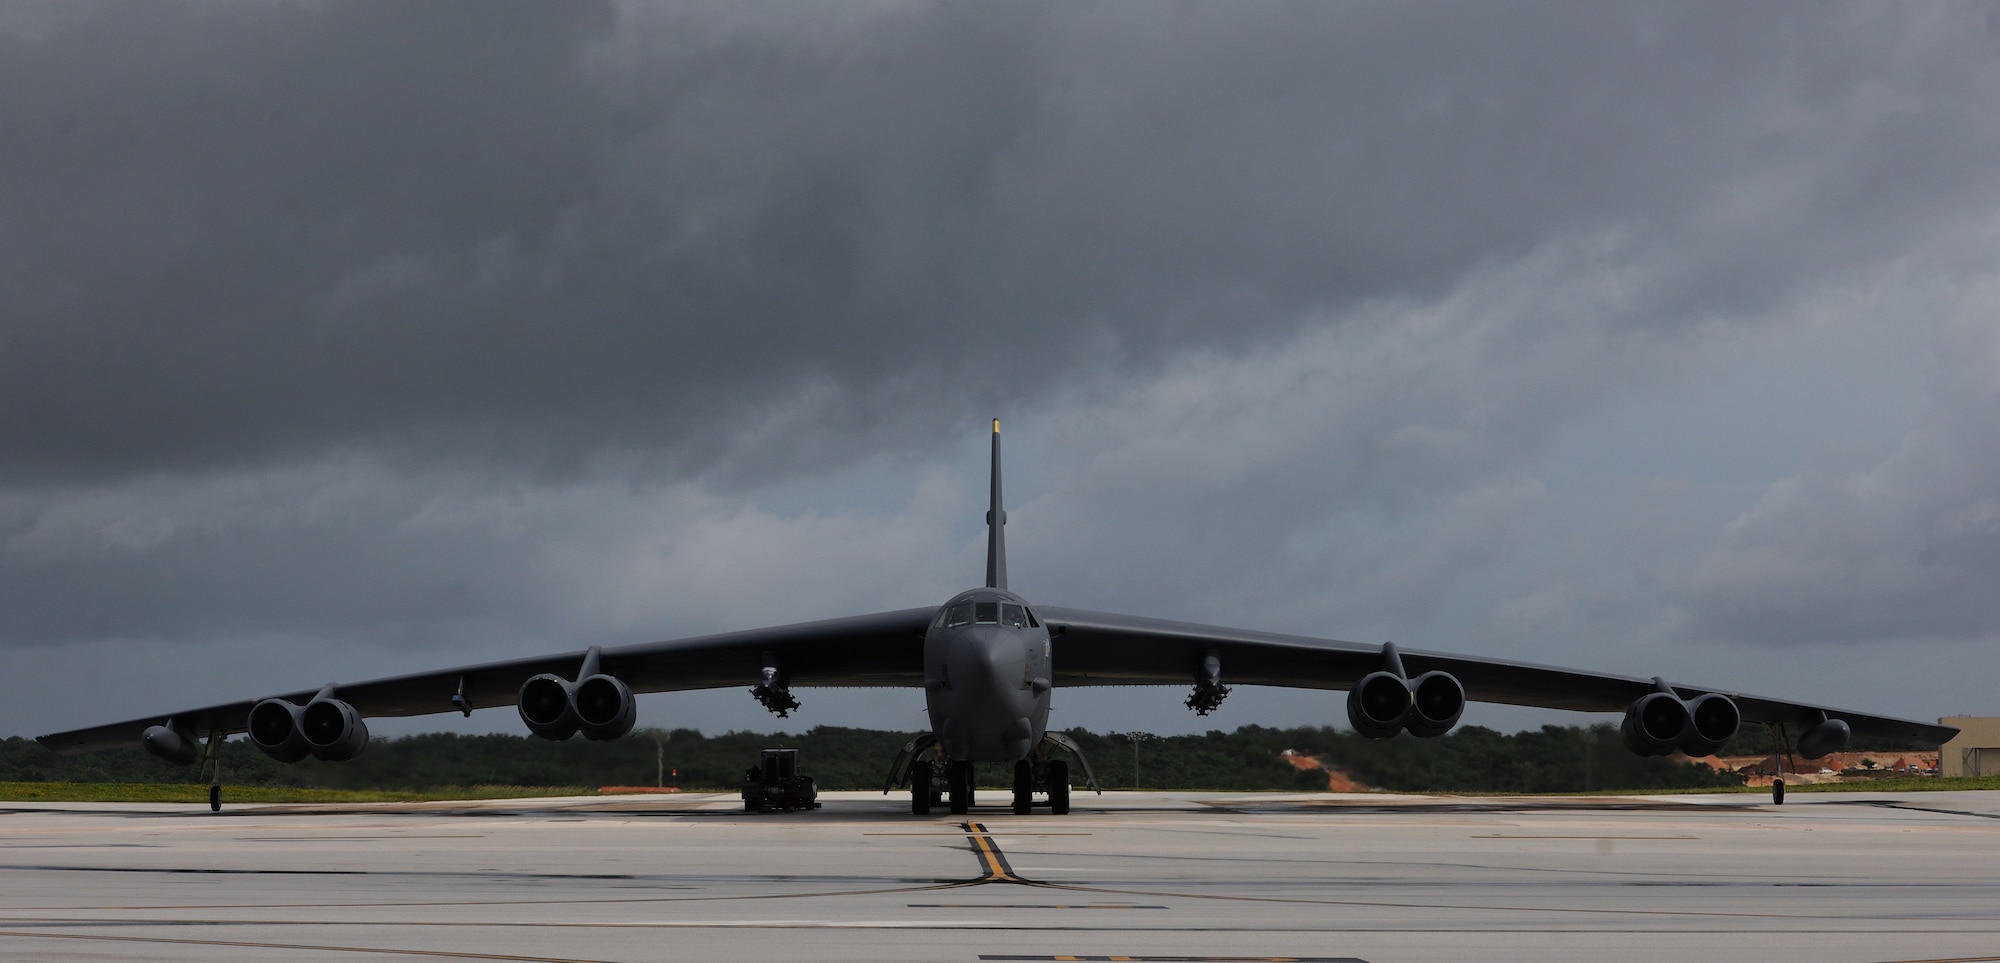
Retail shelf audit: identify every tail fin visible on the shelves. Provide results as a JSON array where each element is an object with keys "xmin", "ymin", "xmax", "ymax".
[{"xmin": 985, "ymin": 419, "xmax": 1007, "ymax": 591}]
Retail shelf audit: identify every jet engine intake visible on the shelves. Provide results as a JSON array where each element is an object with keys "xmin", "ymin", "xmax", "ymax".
[
  {"xmin": 1405, "ymin": 671, "xmax": 1465, "ymax": 738},
  {"xmin": 1677, "ymin": 693, "xmax": 1740, "ymax": 757},
  {"xmin": 518, "ymin": 673, "xmax": 580, "ymax": 740},
  {"xmin": 1346, "ymin": 670, "xmax": 1411, "ymax": 739},
  {"xmin": 1798, "ymin": 716, "xmax": 1851, "ymax": 760},
  {"xmin": 1620, "ymin": 691, "xmax": 1690, "ymax": 757},
  {"xmin": 301, "ymin": 697, "xmax": 369, "ymax": 762},
  {"xmin": 248, "ymin": 699, "xmax": 311, "ymax": 763},
  {"xmin": 574, "ymin": 674, "xmax": 637, "ymax": 741}
]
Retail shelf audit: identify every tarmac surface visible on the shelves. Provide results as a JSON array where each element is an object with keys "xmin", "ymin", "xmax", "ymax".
[{"xmin": 3, "ymin": 788, "xmax": 2000, "ymax": 962}]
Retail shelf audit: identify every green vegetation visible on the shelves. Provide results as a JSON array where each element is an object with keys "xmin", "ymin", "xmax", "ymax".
[
  {"xmin": 1066, "ymin": 723, "xmax": 1748, "ymax": 794},
  {"xmin": 2, "ymin": 722, "xmax": 1784, "ymax": 796},
  {"xmin": 0, "ymin": 783, "xmax": 590, "ymax": 804},
  {"xmin": 1782, "ymin": 774, "xmax": 2000, "ymax": 794},
  {"xmin": 0, "ymin": 728, "xmax": 911, "ymax": 794},
  {"xmin": 1712, "ymin": 726, "xmax": 1928, "ymax": 758}
]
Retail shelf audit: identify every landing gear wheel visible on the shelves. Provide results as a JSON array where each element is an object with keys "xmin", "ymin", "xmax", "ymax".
[
  {"xmin": 1012, "ymin": 760, "xmax": 1034, "ymax": 815},
  {"xmin": 911, "ymin": 761, "xmax": 934, "ymax": 815},
  {"xmin": 208, "ymin": 785, "xmax": 221, "ymax": 812},
  {"xmin": 948, "ymin": 760, "xmax": 972, "ymax": 815},
  {"xmin": 1772, "ymin": 778, "xmax": 1785, "ymax": 805},
  {"xmin": 1047, "ymin": 760, "xmax": 1070, "ymax": 816}
]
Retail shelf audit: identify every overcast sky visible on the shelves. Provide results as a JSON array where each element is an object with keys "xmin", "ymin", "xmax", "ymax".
[{"xmin": 4, "ymin": 2, "xmax": 1998, "ymax": 748}]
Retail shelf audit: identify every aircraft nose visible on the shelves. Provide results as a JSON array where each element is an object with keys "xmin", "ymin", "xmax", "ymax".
[{"xmin": 949, "ymin": 625, "xmax": 1012, "ymax": 687}]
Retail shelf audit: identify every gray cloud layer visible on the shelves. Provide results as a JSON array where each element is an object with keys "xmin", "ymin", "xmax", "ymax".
[
  {"xmin": 4, "ymin": 2, "xmax": 1998, "ymax": 737},
  {"xmin": 8, "ymin": 3, "xmax": 1994, "ymax": 481}
]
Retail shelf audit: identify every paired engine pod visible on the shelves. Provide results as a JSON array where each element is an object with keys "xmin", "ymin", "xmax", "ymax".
[
  {"xmin": 1346, "ymin": 670, "xmax": 1412, "ymax": 739},
  {"xmin": 301, "ymin": 698, "xmax": 370, "ymax": 762},
  {"xmin": 574, "ymin": 674, "xmax": 637, "ymax": 741},
  {"xmin": 1620, "ymin": 691, "xmax": 1691, "ymax": 757},
  {"xmin": 248, "ymin": 699, "xmax": 312, "ymax": 763},
  {"xmin": 1405, "ymin": 671, "xmax": 1466, "ymax": 739},
  {"xmin": 519, "ymin": 668, "xmax": 638, "ymax": 742},
  {"xmin": 1677, "ymin": 693, "xmax": 1741, "ymax": 757}
]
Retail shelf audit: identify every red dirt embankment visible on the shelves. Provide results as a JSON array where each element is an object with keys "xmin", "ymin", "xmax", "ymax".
[
  {"xmin": 1280, "ymin": 751, "xmax": 1367, "ymax": 791},
  {"xmin": 1687, "ymin": 751, "xmax": 1938, "ymax": 787}
]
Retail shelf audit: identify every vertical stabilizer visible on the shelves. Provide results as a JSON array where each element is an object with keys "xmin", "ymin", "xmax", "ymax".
[{"xmin": 985, "ymin": 419, "xmax": 1007, "ymax": 590}]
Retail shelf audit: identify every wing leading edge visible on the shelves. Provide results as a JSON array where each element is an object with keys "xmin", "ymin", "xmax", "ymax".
[
  {"xmin": 36, "ymin": 607, "xmax": 935, "ymax": 756},
  {"xmin": 1039, "ymin": 606, "xmax": 1957, "ymax": 746}
]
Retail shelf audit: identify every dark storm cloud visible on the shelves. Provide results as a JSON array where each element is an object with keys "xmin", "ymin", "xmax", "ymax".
[{"xmin": 6, "ymin": 2, "xmax": 1996, "ymax": 487}]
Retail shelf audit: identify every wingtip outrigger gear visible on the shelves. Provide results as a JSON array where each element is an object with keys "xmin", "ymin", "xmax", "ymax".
[
  {"xmin": 199, "ymin": 728, "xmax": 224, "ymax": 812},
  {"xmin": 1768, "ymin": 721, "xmax": 1794, "ymax": 805}
]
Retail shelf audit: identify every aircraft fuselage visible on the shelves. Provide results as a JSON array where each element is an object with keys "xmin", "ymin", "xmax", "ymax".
[{"xmin": 922, "ymin": 588, "xmax": 1052, "ymax": 761}]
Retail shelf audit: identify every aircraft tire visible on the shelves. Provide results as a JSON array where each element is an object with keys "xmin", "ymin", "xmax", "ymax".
[
  {"xmin": 1012, "ymin": 760, "xmax": 1033, "ymax": 815},
  {"xmin": 911, "ymin": 761, "xmax": 934, "ymax": 815},
  {"xmin": 209, "ymin": 785, "xmax": 221, "ymax": 812},
  {"xmin": 1773, "ymin": 778, "xmax": 1785, "ymax": 805},
  {"xmin": 1048, "ymin": 760, "xmax": 1070, "ymax": 815},
  {"xmin": 948, "ymin": 761, "xmax": 971, "ymax": 815}
]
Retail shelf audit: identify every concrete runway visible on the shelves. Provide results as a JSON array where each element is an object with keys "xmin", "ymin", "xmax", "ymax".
[{"xmin": 4, "ymin": 789, "xmax": 2000, "ymax": 962}]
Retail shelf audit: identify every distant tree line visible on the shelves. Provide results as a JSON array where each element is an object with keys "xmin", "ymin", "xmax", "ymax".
[{"xmin": 1, "ymin": 722, "xmax": 1937, "ymax": 794}]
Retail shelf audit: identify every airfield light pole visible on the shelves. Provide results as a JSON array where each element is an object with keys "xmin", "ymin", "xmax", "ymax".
[{"xmin": 1130, "ymin": 732, "xmax": 1154, "ymax": 789}]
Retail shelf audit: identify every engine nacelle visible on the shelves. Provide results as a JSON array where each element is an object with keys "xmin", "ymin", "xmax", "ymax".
[
  {"xmin": 518, "ymin": 673, "xmax": 580, "ymax": 740},
  {"xmin": 248, "ymin": 699, "xmax": 312, "ymax": 763},
  {"xmin": 302, "ymin": 697, "xmax": 369, "ymax": 762},
  {"xmin": 1677, "ymin": 693, "xmax": 1740, "ymax": 757},
  {"xmin": 1346, "ymin": 670, "xmax": 1411, "ymax": 739},
  {"xmin": 141, "ymin": 725, "xmax": 200, "ymax": 766},
  {"xmin": 1797, "ymin": 716, "xmax": 1851, "ymax": 760},
  {"xmin": 1620, "ymin": 691, "xmax": 1690, "ymax": 757},
  {"xmin": 1405, "ymin": 671, "xmax": 1465, "ymax": 739},
  {"xmin": 574, "ymin": 674, "xmax": 637, "ymax": 741}
]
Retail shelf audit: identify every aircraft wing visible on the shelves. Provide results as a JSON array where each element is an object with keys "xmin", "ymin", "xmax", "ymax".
[
  {"xmin": 1037, "ymin": 606, "xmax": 1957, "ymax": 745},
  {"xmin": 36, "ymin": 607, "xmax": 935, "ymax": 755}
]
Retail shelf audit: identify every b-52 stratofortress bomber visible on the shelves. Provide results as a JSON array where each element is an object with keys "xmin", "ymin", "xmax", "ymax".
[{"xmin": 39, "ymin": 421, "xmax": 1956, "ymax": 813}]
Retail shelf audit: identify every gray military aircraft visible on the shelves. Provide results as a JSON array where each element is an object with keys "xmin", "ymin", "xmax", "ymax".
[{"xmin": 39, "ymin": 421, "xmax": 1957, "ymax": 813}]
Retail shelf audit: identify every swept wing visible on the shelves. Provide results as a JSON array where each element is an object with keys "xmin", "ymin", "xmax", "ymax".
[{"xmin": 1040, "ymin": 606, "xmax": 1955, "ymax": 745}]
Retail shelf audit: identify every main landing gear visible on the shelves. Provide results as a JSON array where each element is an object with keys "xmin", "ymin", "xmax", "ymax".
[
  {"xmin": 948, "ymin": 760, "xmax": 975, "ymax": 815},
  {"xmin": 885, "ymin": 733, "xmax": 1095, "ymax": 815},
  {"xmin": 899, "ymin": 759, "xmax": 977, "ymax": 815},
  {"xmin": 1013, "ymin": 759, "xmax": 1070, "ymax": 815}
]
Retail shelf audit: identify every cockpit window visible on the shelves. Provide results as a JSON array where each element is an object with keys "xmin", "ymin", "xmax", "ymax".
[
  {"xmin": 1000, "ymin": 603, "xmax": 1028, "ymax": 629},
  {"xmin": 938, "ymin": 601, "xmax": 974, "ymax": 628},
  {"xmin": 1025, "ymin": 608, "xmax": 1040, "ymax": 629},
  {"xmin": 974, "ymin": 601, "xmax": 999, "ymax": 624}
]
